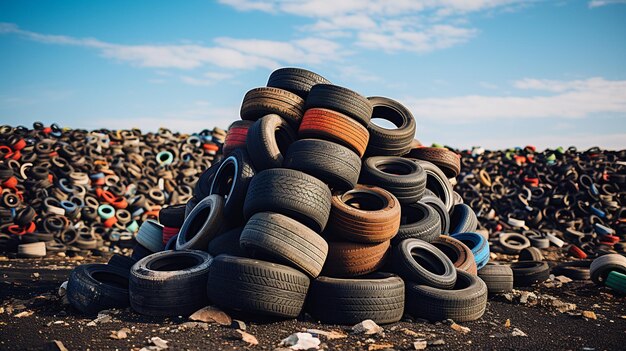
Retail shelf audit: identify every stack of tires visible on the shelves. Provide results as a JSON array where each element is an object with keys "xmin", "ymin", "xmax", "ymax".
[{"xmin": 67, "ymin": 67, "xmax": 488, "ymax": 324}]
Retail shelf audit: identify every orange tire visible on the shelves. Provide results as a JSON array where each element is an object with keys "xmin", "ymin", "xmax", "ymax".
[
  {"xmin": 321, "ymin": 240, "xmax": 390, "ymax": 277},
  {"xmin": 299, "ymin": 108, "xmax": 369, "ymax": 157}
]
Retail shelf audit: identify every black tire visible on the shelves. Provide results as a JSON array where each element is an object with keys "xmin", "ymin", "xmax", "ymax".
[
  {"xmin": 590, "ymin": 254, "xmax": 626, "ymax": 285},
  {"xmin": 130, "ymin": 250, "xmax": 212, "ymax": 316},
  {"xmin": 392, "ymin": 238, "xmax": 457, "ymax": 289},
  {"xmin": 365, "ymin": 97, "xmax": 416, "ymax": 156},
  {"xmin": 307, "ymin": 273, "xmax": 404, "ymax": 324},
  {"xmin": 449, "ymin": 204, "xmax": 478, "ymax": 234},
  {"xmin": 240, "ymin": 87, "xmax": 305, "ymax": 128},
  {"xmin": 266, "ymin": 67, "xmax": 331, "ymax": 99},
  {"xmin": 240, "ymin": 212, "xmax": 328, "ymax": 278},
  {"xmin": 108, "ymin": 254, "xmax": 136, "ymax": 271},
  {"xmin": 498, "ymin": 233, "xmax": 531, "ymax": 254},
  {"xmin": 194, "ymin": 161, "xmax": 221, "ymax": 200},
  {"xmin": 528, "ymin": 234, "xmax": 550, "ymax": 249},
  {"xmin": 208, "ymin": 227, "xmax": 244, "ymax": 257},
  {"xmin": 130, "ymin": 243, "xmax": 152, "ymax": 262},
  {"xmin": 184, "ymin": 196, "xmax": 199, "ymax": 219},
  {"xmin": 478, "ymin": 264, "xmax": 513, "ymax": 294},
  {"xmin": 67, "ymin": 264, "xmax": 130, "ymax": 315},
  {"xmin": 510, "ymin": 261, "xmax": 550, "ymax": 287},
  {"xmin": 393, "ymin": 202, "xmax": 441, "ymax": 245},
  {"xmin": 519, "ymin": 247, "xmax": 544, "ymax": 261},
  {"xmin": 284, "ymin": 139, "xmax": 361, "ymax": 191},
  {"xmin": 360, "ymin": 156, "xmax": 426, "ymax": 204},
  {"xmin": 210, "ymin": 148, "xmax": 255, "ymax": 219},
  {"xmin": 176, "ymin": 195, "xmax": 225, "ymax": 250},
  {"xmin": 159, "ymin": 204, "xmax": 186, "ymax": 228},
  {"xmin": 246, "ymin": 114, "xmax": 296, "ymax": 171},
  {"xmin": 412, "ymin": 160, "xmax": 453, "ymax": 212},
  {"xmin": 405, "ymin": 270, "xmax": 487, "ymax": 322},
  {"xmin": 243, "ymin": 168, "xmax": 332, "ymax": 233},
  {"xmin": 552, "ymin": 260, "xmax": 591, "ymax": 280},
  {"xmin": 305, "ymin": 84, "xmax": 373, "ymax": 126},
  {"xmin": 421, "ymin": 190, "xmax": 451, "ymax": 234},
  {"xmin": 206, "ymin": 255, "xmax": 310, "ymax": 318}
]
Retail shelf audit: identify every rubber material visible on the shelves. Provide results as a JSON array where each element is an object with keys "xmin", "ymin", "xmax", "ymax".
[
  {"xmin": 307, "ymin": 273, "xmax": 404, "ymax": 324},
  {"xmin": 223, "ymin": 120, "xmax": 253, "ymax": 156},
  {"xmin": 405, "ymin": 270, "xmax": 487, "ymax": 322},
  {"xmin": 449, "ymin": 204, "xmax": 478, "ymax": 234},
  {"xmin": 299, "ymin": 108, "xmax": 369, "ymax": 157},
  {"xmin": 421, "ymin": 190, "xmax": 450, "ymax": 234},
  {"xmin": 478, "ymin": 264, "xmax": 513, "ymax": 294},
  {"xmin": 365, "ymin": 97, "xmax": 416, "ymax": 157},
  {"xmin": 432, "ymin": 235, "xmax": 477, "ymax": 275},
  {"xmin": 393, "ymin": 202, "xmax": 441, "ymax": 245},
  {"xmin": 552, "ymin": 260, "xmax": 591, "ymax": 280},
  {"xmin": 519, "ymin": 247, "xmax": 544, "ymax": 261},
  {"xmin": 498, "ymin": 233, "xmax": 531, "ymax": 254},
  {"xmin": 392, "ymin": 238, "xmax": 457, "ymax": 289},
  {"xmin": 266, "ymin": 67, "xmax": 331, "ymax": 98},
  {"xmin": 246, "ymin": 114, "xmax": 296, "ymax": 171},
  {"xmin": 207, "ymin": 227, "xmax": 244, "ymax": 257},
  {"xmin": 305, "ymin": 84, "xmax": 373, "ymax": 127},
  {"xmin": 510, "ymin": 261, "xmax": 550, "ymax": 287},
  {"xmin": 240, "ymin": 87, "xmax": 305, "ymax": 128},
  {"xmin": 451, "ymin": 232, "xmax": 490, "ymax": 270},
  {"xmin": 360, "ymin": 156, "xmax": 426, "ymax": 204},
  {"xmin": 590, "ymin": 254, "xmax": 626, "ymax": 285},
  {"xmin": 284, "ymin": 139, "xmax": 361, "ymax": 191},
  {"xmin": 240, "ymin": 212, "xmax": 329, "ymax": 278},
  {"xmin": 327, "ymin": 185, "xmax": 401, "ymax": 244},
  {"xmin": 130, "ymin": 250, "xmax": 212, "ymax": 316},
  {"xmin": 206, "ymin": 254, "xmax": 310, "ymax": 318},
  {"xmin": 210, "ymin": 148, "xmax": 255, "ymax": 220},
  {"xmin": 606, "ymin": 270, "xmax": 626, "ymax": 293},
  {"xmin": 176, "ymin": 194, "xmax": 225, "ymax": 250},
  {"xmin": 135, "ymin": 220, "xmax": 164, "ymax": 253},
  {"xmin": 413, "ymin": 160, "xmax": 454, "ymax": 212},
  {"xmin": 406, "ymin": 147, "xmax": 461, "ymax": 178},
  {"xmin": 244, "ymin": 168, "xmax": 332, "ymax": 233},
  {"xmin": 108, "ymin": 254, "xmax": 137, "ymax": 271},
  {"xmin": 67, "ymin": 263, "xmax": 130, "ymax": 315},
  {"xmin": 322, "ymin": 240, "xmax": 390, "ymax": 278}
]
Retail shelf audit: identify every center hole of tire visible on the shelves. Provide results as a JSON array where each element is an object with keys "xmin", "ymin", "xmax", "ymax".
[
  {"xmin": 148, "ymin": 255, "xmax": 201, "ymax": 271},
  {"xmin": 432, "ymin": 242, "xmax": 459, "ymax": 262},
  {"xmin": 371, "ymin": 106, "xmax": 403, "ymax": 129},
  {"xmin": 342, "ymin": 191, "xmax": 385, "ymax": 211},
  {"xmin": 376, "ymin": 162, "xmax": 412, "ymax": 175},
  {"xmin": 460, "ymin": 239, "xmax": 475, "ymax": 249},
  {"xmin": 213, "ymin": 162, "xmax": 235, "ymax": 199},
  {"xmin": 185, "ymin": 205, "xmax": 213, "ymax": 241},
  {"xmin": 92, "ymin": 271, "xmax": 129, "ymax": 289},
  {"xmin": 401, "ymin": 205, "xmax": 426, "ymax": 225},
  {"xmin": 411, "ymin": 247, "xmax": 446, "ymax": 275},
  {"xmin": 274, "ymin": 126, "xmax": 292, "ymax": 155}
]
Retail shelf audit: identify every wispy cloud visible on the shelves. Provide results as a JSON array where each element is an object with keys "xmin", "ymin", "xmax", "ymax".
[
  {"xmin": 405, "ymin": 77, "xmax": 626, "ymax": 122},
  {"xmin": 589, "ymin": 0, "xmax": 626, "ymax": 8},
  {"xmin": 0, "ymin": 22, "xmax": 344, "ymax": 70}
]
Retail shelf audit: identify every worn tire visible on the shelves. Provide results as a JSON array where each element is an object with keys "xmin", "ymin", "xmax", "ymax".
[
  {"xmin": 392, "ymin": 239, "xmax": 457, "ymax": 289},
  {"xmin": 449, "ymin": 204, "xmax": 478, "ymax": 234},
  {"xmin": 451, "ymin": 232, "xmax": 490, "ymax": 270},
  {"xmin": 208, "ymin": 227, "xmax": 244, "ymax": 257},
  {"xmin": 206, "ymin": 255, "xmax": 310, "ymax": 318},
  {"xmin": 365, "ymin": 97, "xmax": 416, "ymax": 157},
  {"xmin": 552, "ymin": 260, "xmax": 591, "ymax": 280},
  {"xmin": 246, "ymin": 114, "xmax": 296, "ymax": 171},
  {"xmin": 223, "ymin": 121, "xmax": 253, "ymax": 157},
  {"xmin": 240, "ymin": 212, "xmax": 328, "ymax": 278},
  {"xmin": 411, "ymin": 160, "xmax": 454, "ymax": 212},
  {"xmin": 360, "ymin": 156, "xmax": 426, "ymax": 204},
  {"xmin": 240, "ymin": 87, "xmax": 305, "ymax": 128},
  {"xmin": 108, "ymin": 254, "xmax": 137, "ymax": 271},
  {"xmin": 176, "ymin": 195, "xmax": 225, "ymax": 250},
  {"xmin": 406, "ymin": 147, "xmax": 461, "ymax": 178},
  {"xmin": 393, "ymin": 202, "xmax": 441, "ymax": 245},
  {"xmin": 210, "ymin": 148, "xmax": 255, "ymax": 219},
  {"xmin": 327, "ymin": 185, "xmax": 401, "ymax": 243},
  {"xmin": 478, "ymin": 264, "xmax": 513, "ymax": 294},
  {"xmin": 519, "ymin": 247, "xmax": 544, "ymax": 261},
  {"xmin": 421, "ymin": 190, "xmax": 450, "ymax": 234},
  {"xmin": 305, "ymin": 84, "xmax": 373, "ymax": 127},
  {"xmin": 130, "ymin": 250, "xmax": 212, "ymax": 316},
  {"xmin": 405, "ymin": 270, "xmax": 487, "ymax": 322},
  {"xmin": 307, "ymin": 273, "xmax": 405, "ymax": 324},
  {"xmin": 67, "ymin": 264, "xmax": 130, "ymax": 315},
  {"xmin": 322, "ymin": 240, "xmax": 390, "ymax": 278},
  {"xmin": 299, "ymin": 108, "xmax": 369, "ymax": 157},
  {"xmin": 284, "ymin": 139, "xmax": 361, "ymax": 191},
  {"xmin": 590, "ymin": 254, "xmax": 626, "ymax": 285},
  {"xmin": 432, "ymin": 235, "xmax": 477, "ymax": 275},
  {"xmin": 243, "ymin": 168, "xmax": 332, "ymax": 233},
  {"xmin": 510, "ymin": 261, "xmax": 550, "ymax": 287},
  {"xmin": 266, "ymin": 67, "xmax": 331, "ymax": 99}
]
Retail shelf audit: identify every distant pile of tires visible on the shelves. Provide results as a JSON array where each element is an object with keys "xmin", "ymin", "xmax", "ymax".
[
  {"xmin": 0, "ymin": 124, "xmax": 224, "ymax": 257},
  {"xmin": 65, "ymin": 68, "xmax": 494, "ymax": 324}
]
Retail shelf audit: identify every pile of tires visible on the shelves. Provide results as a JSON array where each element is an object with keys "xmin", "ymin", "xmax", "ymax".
[
  {"xmin": 64, "ymin": 67, "xmax": 491, "ymax": 323},
  {"xmin": 0, "ymin": 124, "xmax": 225, "ymax": 258}
]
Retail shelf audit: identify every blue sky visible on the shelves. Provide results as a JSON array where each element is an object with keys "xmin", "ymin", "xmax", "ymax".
[{"xmin": 1, "ymin": 0, "xmax": 625, "ymax": 149}]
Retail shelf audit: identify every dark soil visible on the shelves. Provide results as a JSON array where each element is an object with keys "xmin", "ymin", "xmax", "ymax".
[{"xmin": 1, "ymin": 256, "xmax": 625, "ymax": 351}]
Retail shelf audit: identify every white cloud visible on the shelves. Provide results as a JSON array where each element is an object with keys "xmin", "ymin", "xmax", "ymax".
[
  {"xmin": 0, "ymin": 22, "xmax": 343, "ymax": 70},
  {"xmin": 405, "ymin": 77, "xmax": 626, "ymax": 122},
  {"xmin": 179, "ymin": 71, "xmax": 234, "ymax": 86},
  {"xmin": 589, "ymin": 0, "xmax": 626, "ymax": 8}
]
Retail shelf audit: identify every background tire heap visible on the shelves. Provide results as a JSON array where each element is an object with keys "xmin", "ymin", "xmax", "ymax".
[{"xmin": 63, "ymin": 67, "xmax": 492, "ymax": 323}]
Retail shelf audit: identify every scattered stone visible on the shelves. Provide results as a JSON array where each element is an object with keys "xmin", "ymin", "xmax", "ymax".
[
  {"xmin": 519, "ymin": 291, "xmax": 535, "ymax": 304},
  {"xmin": 352, "ymin": 319, "xmax": 383, "ymax": 335},
  {"xmin": 554, "ymin": 275, "xmax": 573, "ymax": 284},
  {"xmin": 179, "ymin": 322, "xmax": 209, "ymax": 330},
  {"xmin": 511, "ymin": 328, "xmax": 527, "ymax": 337},
  {"xmin": 0, "ymin": 307, "xmax": 4, "ymax": 314},
  {"xmin": 504, "ymin": 319, "xmax": 511, "ymax": 328},
  {"xmin": 86, "ymin": 313, "xmax": 112, "ymax": 326},
  {"xmin": 43, "ymin": 340, "xmax": 69, "ymax": 351},
  {"xmin": 109, "ymin": 327, "xmax": 131, "ymax": 339},
  {"xmin": 14, "ymin": 310, "xmax": 33, "ymax": 318},
  {"xmin": 400, "ymin": 328, "xmax": 421, "ymax": 337},
  {"xmin": 368, "ymin": 343, "xmax": 394, "ymax": 351},
  {"xmin": 189, "ymin": 306, "xmax": 231, "ymax": 325},
  {"xmin": 58, "ymin": 281, "xmax": 69, "ymax": 305},
  {"xmin": 306, "ymin": 329, "xmax": 347, "ymax": 340},
  {"xmin": 413, "ymin": 340, "xmax": 428, "ymax": 350},
  {"xmin": 237, "ymin": 330, "xmax": 259, "ymax": 346},
  {"xmin": 232, "ymin": 319, "xmax": 246, "ymax": 331},
  {"xmin": 450, "ymin": 322, "xmax": 470, "ymax": 334},
  {"xmin": 32, "ymin": 272, "xmax": 40, "ymax": 278},
  {"xmin": 428, "ymin": 339, "xmax": 445, "ymax": 346},
  {"xmin": 280, "ymin": 332, "xmax": 320, "ymax": 350},
  {"xmin": 582, "ymin": 311, "xmax": 597, "ymax": 320},
  {"xmin": 150, "ymin": 336, "xmax": 169, "ymax": 349}
]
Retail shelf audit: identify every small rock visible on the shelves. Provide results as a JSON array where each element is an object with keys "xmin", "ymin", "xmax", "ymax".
[
  {"xmin": 504, "ymin": 319, "xmax": 511, "ymax": 328},
  {"xmin": 86, "ymin": 313, "xmax": 112, "ymax": 326},
  {"xmin": 554, "ymin": 275, "xmax": 573, "ymax": 284},
  {"xmin": 511, "ymin": 328, "xmax": 527, "ymax": 337},
  {"xmin": 352, "ymin": 319, "xmax": 383, "ymax": 335},
  {"xmin": 306, "ymin": 329, "xmax": 347, "ymax": 340},
  {"xmin": 368, "ymin": 343, "xmax": 394, "ymax": 351},
  {"xmin": 110, "ymin": 327, "xmax": 131, "ymax": 339},
  {"xmin": 32, "ymin": 272, "xmax": 40, "ymax": 278},
  {"xmin": 43, "ymin": 340, "xmax": 69, "ymax": 351},
  {"xmin": 450, "ymin": 322, "xmax": 470, "ymax": 334},
  {"xmin": 413, "ymin": 340, "xmax": 428, "ymax": 350},
  {"xmin": 280, "ymin": 332, "xmax": 320, "ymax": 350},
  {"xmin": 57, "ymin": 252, "xmax": 66, "ymax": 257},
  {"xmin": 0, "ymin": 307, "xmax": 4, "ymax": 314},
  {"xmin": 14, "ymin": 310, "xmax": 33, "ymax": 318},
  {"xmin": 232, "ymin": 319, "xmax": 246, "ymax": 331},
  {"xmin": 582, "ymin": 311, "xmax": 597, "ymax": 320},
  {"xmin": 429, "ymin": 339, "xmax": 445, "ymax": 346},
  {"xmin": 150, "ymin": 336, "xmax": 169, "ymax": 349},
  {"xmin": 189, "ymin": 306, "xmax": 231, "ymax": 325},
  {"xmin": 400, "ymin": 328, "xmax": 421, "ymax": 337},
  {"xmin": 237, "ymin": 330, "xmax": 259, "ymax": 346}
]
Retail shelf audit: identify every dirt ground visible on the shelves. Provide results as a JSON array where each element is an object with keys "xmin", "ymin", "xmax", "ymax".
[{"xmin": 1, "ymin": 256, "xmax": 625, "ymax": 351}]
